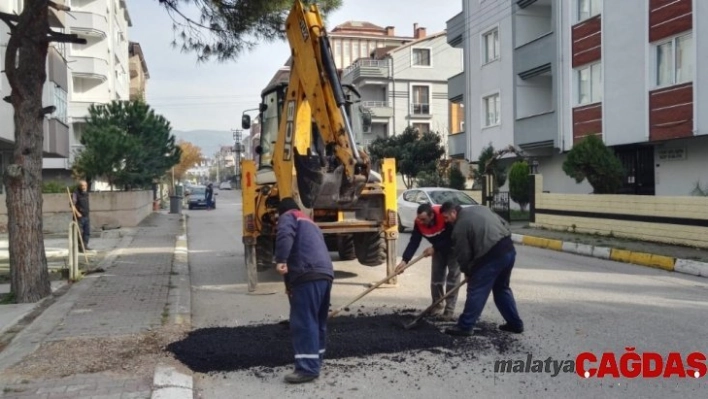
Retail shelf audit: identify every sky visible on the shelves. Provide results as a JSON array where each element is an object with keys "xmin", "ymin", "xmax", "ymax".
[{"xmin": 127, "ymin": 0, "xmax": 463, "ymax": 132}]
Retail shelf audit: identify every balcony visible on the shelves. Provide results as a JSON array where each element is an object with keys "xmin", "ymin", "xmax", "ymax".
[
  {"xmin": 43, "ymin": 119, "xmax": 70, "ymax": 158},
  {"xmin": 514, "ymin": 111, "xmax": 557, "ymax": 150},
  {"xmin": 446, "ymin": 12, "xmax": 464, "ymax": 48},
  {"xmin": 514, "ymin": 32, "xmax": 554, "ymax": 79},
  {"xmin": 409, "ymin": 103, "xmax": 431, "ymax": 117},
  {"xmin": 448, "ymin": 72, "xmax": 464, "ymax": 103},
  {"xmin": 70, "ymin": 11, "xmax": 108, "ymax": 37},
  {"xmin": 448, "ymin": 132, "xmax": 466, "ymax": 158},
  {"xmin": 48, "ymin": 47, "xmax": 68, "ymax": 89},
  {"xmin": 71, "ymin": 56, "xmax": 109, "ymax": 82},
  {"xmin": 361, "ymin": 101, "xmax": 393, "ymax": 118},
  {"xmin": 341, "ymin": 60, "xmax": 389, "ymax": 85}
]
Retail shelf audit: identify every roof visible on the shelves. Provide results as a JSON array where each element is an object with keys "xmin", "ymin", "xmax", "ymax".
[
  {"xmin": 332, "ymin": 21, "xmax": 385, "ymax": 31},
  {"xmin": 386, "ymin": 31, "xmax": 447, "ymax": 55}
]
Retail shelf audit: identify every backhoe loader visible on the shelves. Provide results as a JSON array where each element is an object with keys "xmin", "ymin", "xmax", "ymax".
[{"xmin": 240, "ymin": 0, "xmax": 398, "ymax": 292}]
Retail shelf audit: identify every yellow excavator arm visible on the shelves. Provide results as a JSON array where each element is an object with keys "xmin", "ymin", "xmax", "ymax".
[{"xmin": 273, "ymin": 0, "xmax": 372, "ymax": 209}]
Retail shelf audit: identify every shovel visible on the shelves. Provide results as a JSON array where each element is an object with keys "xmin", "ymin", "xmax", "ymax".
[
  {"xmin": 403, "ymin": 276, "xmax": 468, "ymax": 330},
  {"xmin": 329, "ymin": 253, "xmax": 427, "ymax": 318}
]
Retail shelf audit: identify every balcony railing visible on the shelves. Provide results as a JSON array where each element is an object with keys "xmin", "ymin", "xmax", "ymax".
[
  {"xmin": 71, "ymin": 11, "xmax": 108, "ymax": 37},
  {"xmin": 341, "ymin": 59, "xmax": 390, "ymax": 83},
  {"xmin": 410, "ymin": 103, "xmax": 430, "ymax": 115},
  {"xmin": 362, "ymin": 101, "xmax": 390, "ymax": 108}
]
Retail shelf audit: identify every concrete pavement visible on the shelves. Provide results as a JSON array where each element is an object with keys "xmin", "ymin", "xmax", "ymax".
[{"xmin": 0, "ymin": 211, "xmax": 192, "ymax": 399}]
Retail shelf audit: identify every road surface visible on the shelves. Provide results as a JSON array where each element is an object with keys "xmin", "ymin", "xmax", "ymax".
[{"xmin": 185, "ymin": 189, "xmax": 708, "ymax": 398}]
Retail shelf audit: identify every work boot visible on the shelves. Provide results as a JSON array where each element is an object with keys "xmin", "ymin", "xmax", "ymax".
[
  {"xmin": 438, "ymin": 310, "xmax": 456, "ymax": 322},
  {"xmin": 284, "ymin": 371, "xmax": 318, "ymax": 384},
  {"xmin": 499, "ymin": 323, "xmax": 524, "ymax": 334},
  {"xmin": 444, "ymin": 325, "xmax": 474, "ymax": 337}
]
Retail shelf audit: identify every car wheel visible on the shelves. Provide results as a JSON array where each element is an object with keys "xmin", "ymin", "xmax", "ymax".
[{"xmin": 397, "ymin": 214, "xmax": 405, "ymax": 233}]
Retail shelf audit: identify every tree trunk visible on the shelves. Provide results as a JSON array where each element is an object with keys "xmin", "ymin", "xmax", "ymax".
[{"xmin": 3, "ymin": 2, "xmax": 52, "ymax": 302}]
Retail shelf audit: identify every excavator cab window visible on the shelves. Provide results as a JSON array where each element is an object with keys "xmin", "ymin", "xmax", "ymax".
[{"xmin": 257, "ymin": 87, "xmax": 285, "ymax": 170}]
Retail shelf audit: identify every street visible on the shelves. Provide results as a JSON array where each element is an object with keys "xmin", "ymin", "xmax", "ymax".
[{"xmin": 185, "ymin": 189, "xmax": 708, "ymax": 398}]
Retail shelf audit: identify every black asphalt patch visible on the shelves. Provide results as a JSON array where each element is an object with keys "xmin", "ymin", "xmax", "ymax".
[{"xmin": 167, "ymin": 310, "xmax": 520, "ymax": 374}]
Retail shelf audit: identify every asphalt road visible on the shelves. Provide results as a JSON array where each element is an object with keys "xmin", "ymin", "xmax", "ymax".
[{"xmin": 185, "ymin": 189, "xmax": 708, "ymax": 399}]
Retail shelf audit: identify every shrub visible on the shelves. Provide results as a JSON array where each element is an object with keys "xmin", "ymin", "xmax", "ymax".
[
  {"xmin": 508, "ymin": 161, "xmax": 530, "ymax": 210},
  {"xmin": 562, "ymin": 135, "xmax": 624, "ymax": 194}
]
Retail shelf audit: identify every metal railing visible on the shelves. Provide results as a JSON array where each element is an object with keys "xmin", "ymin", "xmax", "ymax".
[
  {"xmin": 410, "ymin": 103, "xmax": 430, "ymax": 115},
  {"xmin": 362, "ymin": 101, "xmax": 390, "ymax": 108}
]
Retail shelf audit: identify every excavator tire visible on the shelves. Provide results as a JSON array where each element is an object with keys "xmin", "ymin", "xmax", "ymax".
[
  {"xmin": 337, "ymin": 234, "xmax": 356, "ymax": 261},
  {"xmin": 256, "ymin": 236, "xmax": 275, "ymax": 272},
  {"xmin": 353, "ymin": 232, "xmax": 386, "ymax": 266}
]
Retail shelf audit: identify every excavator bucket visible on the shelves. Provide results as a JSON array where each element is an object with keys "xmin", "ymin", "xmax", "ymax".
[{"xmin": 294, "ymin": 148, "xmax": 366, "ymax": 209}]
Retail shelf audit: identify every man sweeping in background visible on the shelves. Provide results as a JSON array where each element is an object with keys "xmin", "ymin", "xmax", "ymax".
[{"xmin": 275, "ymin": 198, "xmax": 334, "ymax": 384}]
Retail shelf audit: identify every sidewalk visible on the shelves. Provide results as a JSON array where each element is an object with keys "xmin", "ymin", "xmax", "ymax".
[
  {"xmin": 0, "ymin": 212, "xmax": 192, "ymax": 399},
  {"xmin": 510, "ymin": 222, "xmax": 708, "ymax": 278}
]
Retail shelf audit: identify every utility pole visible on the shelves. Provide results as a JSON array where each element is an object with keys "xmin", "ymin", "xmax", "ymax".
[{"xmin": 232, "ymin": 129, "xmax": 243, "ymax": 187}]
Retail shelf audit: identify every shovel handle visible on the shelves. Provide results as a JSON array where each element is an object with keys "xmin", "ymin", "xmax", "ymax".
[
  {"xmin": 404, "ymin": 276, "xmax": 469, "ymax": 329},
  {"xmin": 329, "ymin": 253, "xmax": 427, "ymax": 318}
]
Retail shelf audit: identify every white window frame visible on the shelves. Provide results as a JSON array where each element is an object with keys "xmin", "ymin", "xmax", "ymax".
[
  {"xmin": 411, "ymin": 122, "xmax": 431, "ymax": 134},
  {"xmin": 653, "ymin": 32, "xmax": 693, "ymax": 89},
  {"xmin": 409, "ymin": 83, "xmax": 432, "ymax": 115},
  {"xmin": 575, "ymin": 62, "xmax": 602, "ymax": 106},
  {"xmin": 411, "ymin": 47, "xmax": 432, "ymax": 68},
  {"xmin": 577, "ymin": 0, "xmax": 602, "ymax": 22},
  {"xmin": 481, "ymin": 26, "xmax": 500, "ymax": 65},
  {"xmin": 481, "ymin": 92, "xmax": 501, "ymax": 128}
]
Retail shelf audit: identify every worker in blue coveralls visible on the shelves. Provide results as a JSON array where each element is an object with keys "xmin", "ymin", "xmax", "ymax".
[{"xmin": 274, "ymin": 197, "xmax": 334, "ymax": 384}]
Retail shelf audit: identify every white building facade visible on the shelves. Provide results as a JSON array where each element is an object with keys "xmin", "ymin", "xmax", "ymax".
[
  {"xmin": 342, "ymin": 28, "xmax": 463, "ymax": 148},
  {"xmin": 448, "ymin": 0, "xmax": 708, "ymax": 196},
  {"xmin": 43, "ymin": 0, "xmax": 132, "ymax": 180}
]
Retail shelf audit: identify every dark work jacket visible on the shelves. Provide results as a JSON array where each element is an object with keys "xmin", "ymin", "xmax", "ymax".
[
  {"xmin": 401, "ymin": 206, "xmax": 453, "ymax": 263},
  {"xmin": 274, "ymin": 210, "xmax": 334, "ymax": 287},
  {"xmin": 72, "ymin": 189, "xmax": 90, "ymax": 217}
]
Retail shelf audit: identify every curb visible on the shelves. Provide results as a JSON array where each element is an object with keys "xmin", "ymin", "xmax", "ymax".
[
  {"xmin": 512, "ymin": 233, "xmax": 708, "ymax": 278},
  {"xmin": 153, "ymin": 213, "xmax": 193, "ymax": 399}
]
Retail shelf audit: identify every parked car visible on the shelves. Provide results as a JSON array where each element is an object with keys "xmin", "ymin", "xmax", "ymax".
[
  {"xmin": 187, "ymin": 185, "xmax": 217, "ymax": 210},
  {"xmin": 219, "ymin": 181, "xmax": 232, "ymax": 190},
  {"xmin": 396, "ymin": 187, "xmax": 479, "ymax": 232}
]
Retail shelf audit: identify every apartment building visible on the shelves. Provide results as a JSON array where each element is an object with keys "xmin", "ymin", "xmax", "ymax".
[
  {"xmin": 329, "ymin": 21, "xmax": 415, "ymax": 70},
  {"xmin": 449, "ymin": 0, "xmax": 708, "ymax": 196},
  {"xmin": 42, "ymin": 0, "xmax": 132, "ymax": 181},
  {"xmin": 129, "ymin": 42, "xmax": 149, "ymax": 101},
  {"xmin": 0, "ymin": 0, "xmax": 70, "ymax": 189},
  {"xmin": 342, "ymin": 25, "xmax": 463, "ymax": 147}
]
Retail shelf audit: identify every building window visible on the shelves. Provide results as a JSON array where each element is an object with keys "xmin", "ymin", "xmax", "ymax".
[
  {"xmin": 482, "ymin": 93, "xmax": 500, "ymax": 127},
  {"xmin": 412, "ymin": 48, "xmax": 431, "ymax": 66},
  {"xmin": 576, "ymin": 62, "xmax": 602, "ymax": 105},
  {"xmin": 334, "ymin": 40, "xmax": 341, "ymax": 67},
  {"xmin": 48, "ymin": 84, "xmax": 68, "ymax": 125},
  {"xmin": 577, "ymin": 0, "xmax": 602, "ymax": 21},
  {"xmin": 360, "ymin": 41, "xmax": 368, "ymax": 58},
  {"xmin": 410, "ymin": 85, "xmax": 430, "ymax": 115},
  {"xmin": 343, "ymin": 40, "xmax": 351, "ymax": 67},
  {"xmin": 412, "ymin": 123, "xmax": 430, "ymax": 133},
  {"xmin": 656, "ymin": 33, "xmax": 693, "ymax": 87},
  {"xmin": 482, "ymin": 28, "xmax": 499, "ymax": 64}
]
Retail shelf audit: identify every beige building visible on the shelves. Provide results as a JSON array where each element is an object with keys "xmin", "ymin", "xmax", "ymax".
[{"xmin": 129, "ymin": 42, "xmax": 149, "ymax": 101}]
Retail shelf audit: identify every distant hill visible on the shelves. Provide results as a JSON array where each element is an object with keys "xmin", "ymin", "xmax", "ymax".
[{"xmin": 171, "ymin": 130, "xmax": 235, "ymax": 157}]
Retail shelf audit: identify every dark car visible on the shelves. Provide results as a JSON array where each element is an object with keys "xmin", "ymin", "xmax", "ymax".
[{"xmin": 187, "ymin": 185, "xmax": 217, "ymax": 210}]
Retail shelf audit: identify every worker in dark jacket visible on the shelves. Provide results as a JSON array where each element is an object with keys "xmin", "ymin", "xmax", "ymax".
[
  {"xmin": 274, "ymin": 197, "xmax": 334, "ymax": 384},
  {"xmin": 440, "ymin": 201, "xmax": 524, "ymax": 337},
  {"xmin": 395, "ymin": 203, "xmax": 460, "ymax": 320}
]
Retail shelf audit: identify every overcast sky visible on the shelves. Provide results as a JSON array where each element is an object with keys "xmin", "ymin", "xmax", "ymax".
[{"xmin": 127, "ymin": 0, "xmax": 462, "ymax": 132}]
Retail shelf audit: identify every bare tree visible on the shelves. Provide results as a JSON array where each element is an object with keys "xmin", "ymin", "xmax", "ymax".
[{"xmin": 0, "ymin": 1, "xmax": 86, "ymax": 302}]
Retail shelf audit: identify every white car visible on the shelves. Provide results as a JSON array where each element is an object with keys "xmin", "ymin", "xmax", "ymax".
[
  {"xmin": 396, "ymin": 187, "xmax": 479, "ymax": 232},
  {"xmin": 219, "ymin": 181, "xmax": 232, "ymax": 190}
]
